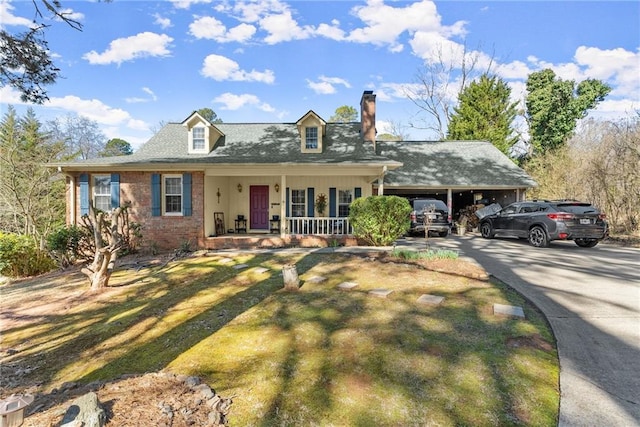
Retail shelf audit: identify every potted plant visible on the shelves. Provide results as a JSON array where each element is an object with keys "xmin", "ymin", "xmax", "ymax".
[{"xmin": 315, "ymin": 193, "xmax": 327, "ymax": 216}]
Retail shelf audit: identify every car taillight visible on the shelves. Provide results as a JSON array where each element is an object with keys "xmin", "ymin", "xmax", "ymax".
[
  {"xmin": 547, "ymin": 212, "xmax": 574, "ymax": 221},
  {"xmin": 410, "ymin": 213, "xmax": 416, "ymax": 221},
  {"xmin": 598, "ymin": 213, "xmax": 607, "ymax": 220}
]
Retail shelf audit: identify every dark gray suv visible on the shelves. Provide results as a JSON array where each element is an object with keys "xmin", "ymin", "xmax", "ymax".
[
  {"xmin": 479, "ymin": 200, "xmax": 608, "ymax": 247},
  {"xmin": 409, "ymin": 198, "xmax": 451, "ymax": 237}
]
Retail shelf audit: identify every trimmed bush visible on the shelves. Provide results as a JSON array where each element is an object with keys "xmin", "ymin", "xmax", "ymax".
[
  {"xmin": 349, "ymin": 195, "xmax": 411, "ymax": 246},
  {"xmin": 0, "ymin": 233, "xmax": 56, "ymax": 278},
  {"xmin": 47, "ymin": 225, "xmax": 90, "ymax": 267}
]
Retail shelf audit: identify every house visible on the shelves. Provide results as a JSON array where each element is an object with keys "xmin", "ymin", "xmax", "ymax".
[{"xmin": 51, "ymin": 90, "xmax": 535, "ymax": 250}]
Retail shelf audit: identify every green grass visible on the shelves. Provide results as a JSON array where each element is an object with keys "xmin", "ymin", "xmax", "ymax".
[
  {"xmin": 391, "ymin": 248, "xmax": 459, "ymax": 260},
  {"xmin": 1, "ymin": 252, "xmax": 559, "ymax": 426}
]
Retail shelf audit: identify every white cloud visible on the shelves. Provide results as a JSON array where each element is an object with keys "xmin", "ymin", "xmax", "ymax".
[
  {"xmin": 55, "ymin": 8, "xmax": 84, "ymax": 24},
  {"xmin": 307, "ymin": 76, "xmax": 351, "ymax": 94},
  {"xmin": 153, "ymin": 13, "xmax": 172, "ymax": 29},
  {"xmin": 125, "ymin": 87, "xmax": 157, "ymax": 104},
  {"xmin": 316, "ymin": 20, "xmax": 345, "ymax": 41},
  {"xmin": 261, "ymin": 10, "xmax": 314, "ymax": 44},
  {"xmin": 201, "ymin": 54, "xmax": 275, "ymax": 83},
  {"xmin": 0, "ymin": 0, "xmax": 33, "ymax": 28},
  {"xmin": 189, "ymin": 16, "xmax": 256, "ymax": 43},
  {"xmin": 83, "ymin": 32, "xmax": 173, "ymax": 65},
  {"xmin": 170, "ymin": 0, "xmax": 212, "ymax": 10},
  {"xmin": 348, "ymin": 0, "xmax": 466, "ymax": 53},
  {"xmin": 213, "ymin": 92, "xmax": 274, "ymax": 112},
  {"xmin": 574, "ymin": 46, "xmax": 640, "ymax": 99}
]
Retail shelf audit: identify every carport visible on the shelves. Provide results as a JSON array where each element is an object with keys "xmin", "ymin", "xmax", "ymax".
[{"xmin": 374, "ymin": 140, "xmax": 537, "ymax": 223}]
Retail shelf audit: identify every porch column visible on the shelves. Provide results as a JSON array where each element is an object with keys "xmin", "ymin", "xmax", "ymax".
[
  {"xmin": 377, "ymin": 165, "xmax": 387, "ymax": 195},
  {"xmin": 280, "ymin": 175, "xmax": 286, "ymax": 236},
  {"xmin": 447, "ymin": 188, "xmax": 453, "ymax": 223}
]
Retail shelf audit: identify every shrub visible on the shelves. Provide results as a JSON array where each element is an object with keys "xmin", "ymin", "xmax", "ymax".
[
  {"xmin": 0, "ymin": 233, "xmax": 56, "ymax": 277},
  {"xmin": 349, "ymin": 196, "xmax": 411, "ymax": 246},
  {"xmin": 47, "ymin": 225, "xmax": 90, "ymax": 267}
]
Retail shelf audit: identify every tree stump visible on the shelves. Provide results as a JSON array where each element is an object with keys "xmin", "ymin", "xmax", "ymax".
[{"xmin": 282, "ymin": 264, "xmax": 300, "ymax": 291}]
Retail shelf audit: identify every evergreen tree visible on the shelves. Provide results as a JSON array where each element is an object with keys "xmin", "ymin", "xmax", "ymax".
[
  {"xmin": 525, "ymin": 69, "xmax": 610, "ymax": 156},
  {"xmin": 447, "ymin": 74, "xmax": 519, "ymax": 156},
  {"xmin": 100, "ymin": 138, "xmax": 133, "ymax": 157},
  {"xmin": 0, "ymin": 107, "xmax": 67, "ymax": 242},
  {"xmin": 197, "ymin": 108, "xmax": 223, "ymax": 123},
  {"xmin": 329, "ymin": 106, "xmax": 358, "ymax": 123}
]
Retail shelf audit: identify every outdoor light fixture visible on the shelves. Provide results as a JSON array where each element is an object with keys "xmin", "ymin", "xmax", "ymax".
[
  {"xmin": 274, "ymin": 183, "xmax": 280, "ymax": 192},
  {"xmin": 237, "ymin": 183, "xmax": 242, "ymax": 192}
]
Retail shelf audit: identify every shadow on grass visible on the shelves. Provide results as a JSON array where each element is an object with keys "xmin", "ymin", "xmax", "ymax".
[{"xmin": 3, "ymin": 251, "xmax": 559, "ymax": 426}]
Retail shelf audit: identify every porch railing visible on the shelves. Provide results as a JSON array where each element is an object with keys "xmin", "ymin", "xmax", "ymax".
[{"xmin": 286, "ymin": 217, "xmax": 352, "ymax": 235}]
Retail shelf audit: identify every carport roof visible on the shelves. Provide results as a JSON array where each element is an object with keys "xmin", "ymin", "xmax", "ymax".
[{"xmin": 377, "ymin": 140, "xmax": 537, "ymax": 188}]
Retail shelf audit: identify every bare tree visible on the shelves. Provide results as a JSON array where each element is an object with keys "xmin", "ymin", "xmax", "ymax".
[
  {"xmin": 405, "ymin": 42, "xmax": 495, "ymax": 140},
  {"xmin": 81, "ymin": 202, "xmax": 125, "ymax": 291},
  {"xmin": 47, "ymin": 114, "xmax": 107, "ymax": 160}
]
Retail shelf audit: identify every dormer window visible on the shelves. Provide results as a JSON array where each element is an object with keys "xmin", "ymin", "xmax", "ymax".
[
  {"xmin": 192, "ymin": 127, "xmax": 205, "ymax": 150},
  {"xmin": 305, "ymin": 127, "xmax": 318, "ymax": 149},
  {"xmin": 182, "ymin": 111, "xmax": 224, "ymax": 154},
  {"xmin": 296, "ymin": 110, "xmax": 326, "ymax": 154}
]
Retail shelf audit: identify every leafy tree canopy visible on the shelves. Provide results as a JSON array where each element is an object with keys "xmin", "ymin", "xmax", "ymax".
[
  {"xmin": 100, "ymin": 138, "xmax": 133, "ymax": 157},
  {"xmin": 0, "ymin": 0, "xmax": 87, "ymax": 104},
  {"xmin": 447, "ymin": 74, "xmax": 519, "ymax": 157},
  {"xmin": 197, "ymin": 108, "xmax": 223, "ymax": 123},
  {"xmin": 525, "ymin": 69, "xmax": 610, "ymax": 156},
  {"xmin": 329, "ymin": 105, "xmax": 358, "ymax": 123}
]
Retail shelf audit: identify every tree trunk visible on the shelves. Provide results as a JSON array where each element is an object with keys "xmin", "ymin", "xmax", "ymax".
[{"xmin": 82, "ymin": 204, "xmax": 123, "ymax": 291}]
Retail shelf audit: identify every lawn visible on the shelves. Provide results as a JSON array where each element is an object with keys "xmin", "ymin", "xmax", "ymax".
[{"xmin": 0, "ymin": 250, "xmax": 559, "ymax": 426}]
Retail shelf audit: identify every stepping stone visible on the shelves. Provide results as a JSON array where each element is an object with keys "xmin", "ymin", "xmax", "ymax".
[
  {"xmin": 493, "ymin": 303, "xmax": 525, "ymax": 318},
  {"xmin": 417, "ymin": 294, "xmax": 444, "ymax": 305},
  {"xmin": 218, "ymin": 258, "xmax": 233, "ymax": 264},
  {"xmin": 233, "ymin": 264, "xmax": 249, "ymax": 270},
  {"xmin": 337, "ymin": 281, "xmax": 358, "ymax": 290},
  {"xmin": 307, "ymin": 276, "xmax": 326, "ymax": 283},
  {"xmin": 369, "ymin": 288, "xmax": 393, "ymax": 298},
  {"xmin": 253, "ymin": 267, "xmax": 269, "ymax": 274}
]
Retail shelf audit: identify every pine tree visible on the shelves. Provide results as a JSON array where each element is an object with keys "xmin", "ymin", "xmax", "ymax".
[{"xmin": 447, "ymin": 74, "xmax": 519, "ymax": 157}]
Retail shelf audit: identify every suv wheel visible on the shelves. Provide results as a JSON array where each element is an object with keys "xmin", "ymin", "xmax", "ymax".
[
  {"xmin": 575, "ymin": 238, "xmax": 599, "ymax": 248},
  {"xmin": 528, "ymin": 226, "xmax": 549, "ymax": 248},
  {"xmin": 480, "ymin": 222, "xmax": 494, "ymax": 239}
]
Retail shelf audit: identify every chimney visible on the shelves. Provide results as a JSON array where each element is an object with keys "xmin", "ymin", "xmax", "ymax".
[{"xmin": 360, "ymin": 90, "xmax": 376, "ymax": 147}]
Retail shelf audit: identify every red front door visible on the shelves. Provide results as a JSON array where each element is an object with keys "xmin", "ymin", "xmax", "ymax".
[{"xmin": 250, "ymin": 185, "xmax": 269, "ymax": 230}]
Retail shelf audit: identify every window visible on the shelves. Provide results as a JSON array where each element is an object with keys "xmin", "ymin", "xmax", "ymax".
[
  {"xmin": 291, "ymin": 189, "xmax": 306, "ymax": 217},
  {"xmin": 192, "ymin": 127, "xmax": 205, "ymax": 150},
  {"xmin": 93, "ymin": 175, "xmax": 111, "ymax": 211},
  {"xmin": 164, "ymin": 175, "xmax": 183, "ymax": 215},
  {"xmin": 338, "ymin": 189, "xmax": 353, "ymax": 217},
  {"xmin": 305, "ymin": 127, "xmax": 318, "ymax": 149}
]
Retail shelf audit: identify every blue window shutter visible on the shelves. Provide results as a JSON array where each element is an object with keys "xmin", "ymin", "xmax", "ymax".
[
  {"xmin": 355, "ymin": 187, "xmax": 362, "ymax": 199},
  {"xmin": 183, "ymin": 173, "xmax": 192, "ymax": 216},
  {"xmin": 286, "ymin": 188, "xmax": 290, "ymax": 217},
  {"xmin": 307, "ymin": 188, "xmax": 315, "ymax": 217},
  {"xmin": 79, "ymin": 173, "xmax": 89, "ymax": 216},
  {"xmin": 110, "ymin": 173, "xmax": 120, "ymax": 208},
  {"xmin": 151, "ymin": 174, "xmax": 161, "ymax": 217},
  {"xmin": 329, "ymin": 187, "xmax": 337, "ymax": 217}
]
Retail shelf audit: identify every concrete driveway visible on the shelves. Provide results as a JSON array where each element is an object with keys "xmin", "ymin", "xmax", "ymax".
[{"xmin": 402, "ymin": 234, "xmax": 640, "ymax": 426}]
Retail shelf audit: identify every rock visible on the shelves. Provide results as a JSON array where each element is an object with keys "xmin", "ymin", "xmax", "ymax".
[{"xmin": 60, "ymin": 392, "xmax": 106, "ymax": 427}]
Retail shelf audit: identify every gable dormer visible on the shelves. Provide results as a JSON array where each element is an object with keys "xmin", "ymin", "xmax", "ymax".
[
  {"xmin": 296, "ymin": 110, "xmax": 326, "ymax": 153},
  {"xmin": 182, "ymin": 111, "xmax": 224, "ymax": 154}
]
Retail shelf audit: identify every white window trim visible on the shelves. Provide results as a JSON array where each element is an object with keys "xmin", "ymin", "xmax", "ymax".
[
  {"xmin": 92, "ymin": 174, "xmax": 111, "ymax": 212},
  {"xmin": 338, "ymin": 189, "xmax": 353, "ymax": 217},
  {"xmin": 163, "ymin": 174, "xmax": 183, "ymax": 216},
  {"xmin": 291, "ymin": 189, "xmax": 306, "ymax": 217},
  {"xmin": 301, "ymin": 126, "xmax": 321, "ymax": 153}
]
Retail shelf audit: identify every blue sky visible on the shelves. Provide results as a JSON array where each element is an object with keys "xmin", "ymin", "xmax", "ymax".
[{"xmin": 1, "ymin": 0, "xmax": 638, "ymax": 150}]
